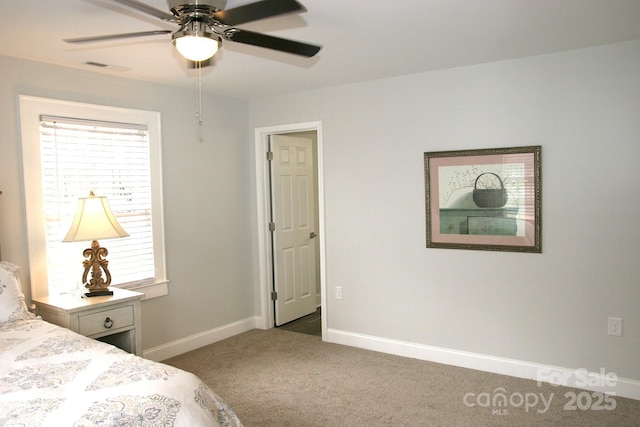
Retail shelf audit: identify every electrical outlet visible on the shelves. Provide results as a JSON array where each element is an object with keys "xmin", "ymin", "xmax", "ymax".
[
  {"xmin": 608, "ymin": 317, "xmax": 623, "ymax": 336},
  {"xmin": 335, "ymin": 286, "xmax": 343, "ymax": 300}
]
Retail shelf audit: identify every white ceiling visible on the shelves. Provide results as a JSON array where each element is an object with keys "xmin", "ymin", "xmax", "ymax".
[{"xmin": 1, "ymin": 0, "xmax": 640, "ymax": 100}]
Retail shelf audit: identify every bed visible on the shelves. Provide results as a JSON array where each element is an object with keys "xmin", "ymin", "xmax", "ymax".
[{"xmin": 0, "ymin": 261, "xmax": 243, "ymax": 426}]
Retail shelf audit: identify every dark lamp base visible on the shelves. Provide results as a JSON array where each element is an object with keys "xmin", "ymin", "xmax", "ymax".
[{"xmin": 84, "ymin": 290, "xmax": 114, "ymax": 297}]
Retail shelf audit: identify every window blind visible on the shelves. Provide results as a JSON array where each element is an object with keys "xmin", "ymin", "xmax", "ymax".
[{"xmin": 39, "ymin": 115, "xmax": 155, "ymax": 295}]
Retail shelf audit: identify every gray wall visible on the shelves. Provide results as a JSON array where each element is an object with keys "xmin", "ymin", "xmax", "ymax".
[
  {"xmin": 0, "ymin": 55, "xmax": 254, "ymax": 350},
  {"xmin": 249, "ymin": 40, "xmax": 640, "ymax": 381}
]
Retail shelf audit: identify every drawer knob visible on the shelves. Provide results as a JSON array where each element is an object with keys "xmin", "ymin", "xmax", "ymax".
[{"xmin": 104, "ymin": 317, "xmax": 114, "ymax": 329}]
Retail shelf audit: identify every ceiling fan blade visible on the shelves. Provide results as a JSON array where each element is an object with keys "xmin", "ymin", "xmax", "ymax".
[
  {"xmin": 214, "ymin": 0, "xmax": 305, "ymax": 26},
  {"xmin": 224, "ymin": 29, "xmax": 321, "ymax": 57},
  {"xmin": 112, "ymin": 0, "xmax": 177, "ymax": 21},
  {"xmin": 64, "ymin": 30, "xmax": 172, "ymax": 44}
]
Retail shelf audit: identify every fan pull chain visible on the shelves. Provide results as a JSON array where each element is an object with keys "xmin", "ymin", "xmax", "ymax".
[{"xmin": 196, "ymin": 61, "xmax": 203, "ymax": 126}]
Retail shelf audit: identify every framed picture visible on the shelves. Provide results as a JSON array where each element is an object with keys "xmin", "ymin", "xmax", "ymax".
[{"xmin": 424, "ymin": 145, "xmax": 541, "ymax": 253}]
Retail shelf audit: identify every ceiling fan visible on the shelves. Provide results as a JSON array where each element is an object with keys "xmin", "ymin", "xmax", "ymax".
[{"xmin": 65, "ymin": 0, "xmax": 322, "ymax": 63}]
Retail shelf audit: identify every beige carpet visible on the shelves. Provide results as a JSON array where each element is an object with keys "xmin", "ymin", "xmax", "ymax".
[{"xmin": 163, "ymin": 329, "xmax": 640, "ymax": 426}]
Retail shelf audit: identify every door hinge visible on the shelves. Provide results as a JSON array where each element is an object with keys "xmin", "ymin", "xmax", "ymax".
[
  {"xmin": 269, "ymin": 222, "xmax": 276, "ymax": 232},
  {"xmin": 266, "ymin": 151, "xmax": 273, "ymax": 161},
  {"xmin": 271, "ymin": 291, "xmax": 278, "ymax": 300}
]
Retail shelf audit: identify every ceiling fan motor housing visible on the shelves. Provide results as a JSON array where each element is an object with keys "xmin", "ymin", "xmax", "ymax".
[{"xmin": 167, "ymin": 0, "xmax": 228, "ymax": 17}]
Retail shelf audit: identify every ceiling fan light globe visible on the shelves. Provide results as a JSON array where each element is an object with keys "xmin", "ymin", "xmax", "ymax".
[{"xmin": 175, "ymin": 36, "xmax": 220, "ymax": 61}]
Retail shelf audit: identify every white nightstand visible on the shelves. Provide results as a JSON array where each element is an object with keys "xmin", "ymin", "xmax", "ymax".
[{"xmin": 33, "ymin": 288, "xmax": 143, "ymax": 356}]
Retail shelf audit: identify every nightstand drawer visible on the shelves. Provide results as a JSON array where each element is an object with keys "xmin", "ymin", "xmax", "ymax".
[{"xmin": 78, "ymin": 306, "xmax": 134, "ymax": 336}]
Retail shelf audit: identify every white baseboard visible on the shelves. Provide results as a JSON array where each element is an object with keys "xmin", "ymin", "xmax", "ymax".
[
  {"xmin": 327, "ymin": 328, "xmax": 640, "ymax": 401},
  {"xmin": 143, "ymin": 316, "xmax": 258, "ymax": 362}
]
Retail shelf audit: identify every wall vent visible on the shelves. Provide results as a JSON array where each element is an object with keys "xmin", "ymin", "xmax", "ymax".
[{"xmin": 85, "ymin": 61, "xmax": 129, "ymax": 72}]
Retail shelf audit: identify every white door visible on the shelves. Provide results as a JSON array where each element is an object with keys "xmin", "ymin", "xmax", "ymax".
[{"xmin": 270, "ymin": 134, "xmax": 318, "ymax": 326}]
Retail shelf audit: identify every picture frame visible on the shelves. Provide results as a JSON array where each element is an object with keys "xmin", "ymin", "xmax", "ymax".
[{"xmin": 424, "ymin": 145, "xmax": 541, "ymax": 253}]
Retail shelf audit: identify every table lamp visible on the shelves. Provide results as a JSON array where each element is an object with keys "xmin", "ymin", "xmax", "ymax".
[{"xmin": 63, "ymin": 191, "xmax": 129, "ymax": 297}]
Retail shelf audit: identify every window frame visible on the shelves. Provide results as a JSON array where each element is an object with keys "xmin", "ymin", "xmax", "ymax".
[{"xmin": 19, "ymin": 95, "xmax": 168, "ymax": 300}]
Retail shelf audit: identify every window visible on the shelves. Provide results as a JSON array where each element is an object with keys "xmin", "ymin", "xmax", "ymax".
[{"xmin": 20, "ymin": 96, "xmax": 167, "ymax": 299}]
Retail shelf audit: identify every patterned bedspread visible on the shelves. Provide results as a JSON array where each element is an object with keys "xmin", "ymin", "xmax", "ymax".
[{"xmin": 0, "ymin": 318, "xmax": 242, "ymax": 426}]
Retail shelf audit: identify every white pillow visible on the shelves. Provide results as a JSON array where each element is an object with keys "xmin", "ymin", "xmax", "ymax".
[{"xmin": 0, "ymin": 261, "xmax": 35, "ymax": 322}]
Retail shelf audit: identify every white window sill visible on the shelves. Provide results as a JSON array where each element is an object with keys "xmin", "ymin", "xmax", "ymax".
[{"xmin": 117, "ymin": 280, "xmax": 169, "ymax": 300}]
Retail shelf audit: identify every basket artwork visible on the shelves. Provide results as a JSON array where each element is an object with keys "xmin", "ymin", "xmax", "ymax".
[{"xmin": 472, "ymin": 172, "xmax": 507, "ymax": 208}]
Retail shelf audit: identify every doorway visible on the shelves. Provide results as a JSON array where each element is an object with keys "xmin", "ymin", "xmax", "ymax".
[
  {"xmin": 269, "ymin": 133, "xmax": 318, "ymax": 326},
  {"xmin": 254, "ymin": 122, "xmax": 326, "ymax": 340}
]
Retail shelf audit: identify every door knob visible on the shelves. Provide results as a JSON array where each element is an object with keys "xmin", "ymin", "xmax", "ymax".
[{"xmin": 309, "ymin": 232, "xmax": 317, "ymax": 239}]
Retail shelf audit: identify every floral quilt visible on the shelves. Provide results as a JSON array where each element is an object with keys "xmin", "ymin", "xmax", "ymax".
[{"xmin": 0, "ymin": 318, "xmax": 242, "ymax": 426}]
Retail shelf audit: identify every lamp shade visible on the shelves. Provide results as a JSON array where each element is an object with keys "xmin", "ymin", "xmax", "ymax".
[{"xmin": 63, "ymin": 193, "xmax": 129, "ymax": 242}]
